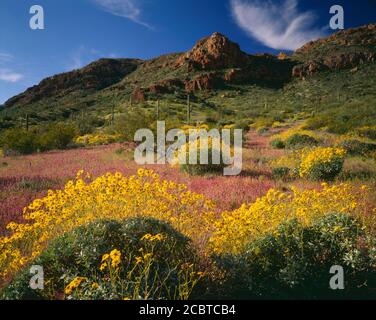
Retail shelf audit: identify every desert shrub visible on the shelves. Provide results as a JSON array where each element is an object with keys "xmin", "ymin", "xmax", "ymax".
[
  {"xmin": 76, "ymin": 115, "xmax": 106, "ymax": 135},
  {"xmin": 109, "ymin": 109, "xmax": 154, "ymax": 141},
  {"xmin": 272, "ymin": 167, "xmax": 291, "ymax": 181},
  {"xmin": 180, "ymin": 151, "xmax": 227, "ymax": 176},
  {"xmin": 270, "ymin": 151, "xmax": 302, "ymax": 174},
  {"xmin": 299, "ymin": 147, "xmax": 346, "ymax": 181},
  {"xmin": 256, "ymin": 127, "xmax": 269, "ymax": 135},
  {"xmin": 233, "ymin": 120, "xmax": 251, "ymax": 132},
  {"xmin": 0, "ymin": 169, "xmax": 215, "ymax": 280},
  {"xmin": 210, "ymin": 183, "xmax": 369, "ymax": 255},
  {"xmin": 1, "ymin": 218, "xmax": 201, "ymax": 300},
  {"xmin": 0, "ymin": 123, "xmax": 77, "ymax": 155},
  {"xmin": 37, "ymin": 123, "xmax": 77, "ymax": 151},
  {"xmin": 339, "ymin": 157, "xmax": 376, "ymax": 181},
  {"xmin": 356, "ymin": 126, "xmax": 376, "ymax": 140},
  {"xmin": 75, "ymin": 133, "xmax": 122, "ymax": 146},
  {"xmin": 0, "ymin": 128, "xmax": 37, "ymax": 155},
  {"xmin": 285, "ymin": 134, "xmax": 318, "ymax": 149},
  {"xmin": 338, "ymin": 140, "xmax": 376, "ymax": 157},
  {"xmin": 251, "ymin": 117, "xmax": 274, "ymax": 130},
  {"xmin": 215, "ymin": 214, "xmax": 376, "ymax": 299},
  {"xmin": 270, "ymin": 139, "xmax": 285, "ymax": 149},
  {"xmin": 177, "ymin": 138, "xmax": 231, "ymax": 176}
]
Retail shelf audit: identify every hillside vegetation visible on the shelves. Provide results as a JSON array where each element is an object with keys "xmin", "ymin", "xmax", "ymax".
[{"xmin": 1, "ymin": 24, "xmax": 375, "ymax": 137}]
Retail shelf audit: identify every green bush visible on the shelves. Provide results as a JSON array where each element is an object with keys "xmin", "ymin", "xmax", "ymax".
[
  {"xmin": 270, "ymin": 139, "xmax": 285, "ymax": 149},
  {"xmin": 0, "ymin": 128, "xmax": 37, "ymax": 155},
  {"xmin": 214, "ymin": 214, "xmax": 376, "ymax": 300},
  {"xmin": 37, "ymin": 123, "xmax": 77, "ymax": 151},
  {"xmin": 180, "ymin": 146, "xmax": 228, "ymax": 176},
  {"xmin": 0, "ymin": 123, "xmax": 77, "ymax": 155},
  {"xmin": 306, "ymin": 160, "xmax": 344, "ymax": 181},
  {"xmin": 356, "ymin": 127, "xmax": 376, "ymax": 140},
  {"xmin": 285, "ymin": 134, "xmax": 318, "ymax": 149},
  {"xmin": 338, "ymin": 140, "xmax": 376, "ymax": 157},
  {"xmin": 76, "ymin": 115, "xmax": 105, "ymax": 135},
  {"xmin": 272, "ymin": 167, "xmax": 291, "ymax": 181},
  {"xmin": 298, "ymin": 147, "xmax": 347, "ymax": 182},
  {"xmin": 1, "ymin": 218, "xmax": 199, "ymax": 300},
  {"xmin": 109, "ymin": 109, "xmax": 154, "ymax": 141}
]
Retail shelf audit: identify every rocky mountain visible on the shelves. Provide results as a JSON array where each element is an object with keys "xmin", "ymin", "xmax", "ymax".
[
  {"xmin": 1, "ymin": 23, "xmax": 376, "ymax": 126},
  {"xmin": 292, "ymin": 23, "xmax": 376, "ymax": 78},
  {"xmin": 4, "ymin": 58, "xmax": 141, "ymax": 108}
]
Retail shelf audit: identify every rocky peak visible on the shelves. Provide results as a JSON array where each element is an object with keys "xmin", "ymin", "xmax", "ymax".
[{"xmin": 175, "ymin": 32, "xmax": 249, "ymax": 71}]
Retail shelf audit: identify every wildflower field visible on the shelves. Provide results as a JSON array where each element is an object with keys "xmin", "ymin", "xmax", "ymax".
[{"xmin": 0, "ymin": 126, "xmax": 375, "ymax": 300}]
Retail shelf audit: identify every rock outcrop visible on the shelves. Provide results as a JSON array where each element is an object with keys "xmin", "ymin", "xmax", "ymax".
[
  {"xmin": 292, "ymin": 23, "xmax": 376, "ymax": 78},
  {"xmin": 175, "ymin": 32, "xmax": 249, "ymax": 71}
]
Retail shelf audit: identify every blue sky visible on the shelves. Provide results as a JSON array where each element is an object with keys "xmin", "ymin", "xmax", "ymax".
[{"xmin": 1, "ymin": 0, "xmax": 376, "ymax": 104}]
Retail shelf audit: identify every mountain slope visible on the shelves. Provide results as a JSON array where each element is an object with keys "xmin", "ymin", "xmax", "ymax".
[
  {"xmin": 0, "ymin": 24, "xmax": 375, "ymax": 130},
  {"xmin": 4, "ymin": 58, "xmax": 142, "ymax": 109}
]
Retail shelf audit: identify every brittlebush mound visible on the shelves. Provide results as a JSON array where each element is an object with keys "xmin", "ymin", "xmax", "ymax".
[{"xmin": 1, "ymin": 218, "xmax": 201, "ymax": 300}]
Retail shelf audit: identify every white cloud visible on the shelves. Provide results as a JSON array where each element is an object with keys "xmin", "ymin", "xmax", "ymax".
[
  {"xmin": 0, "ymin": 69, "xmax": 23, "ymax": 83},
  {"xmin": 68, "ymin": 46, "xmax": 86, "ymax": 70},
  {"xmin": 230, "ymin": 0, "xmax": 326, "ymax": 51},
  {"xmin": 0, "ymin": 52, "xmax": 14, "ymax": 63},
  {"xmin": 92, "ymin": 0, "xmax": 151, "ymax": 28},
  {"xmin": 0, "ymin": 53, "xmax": 23, "ymax": 83},
  {"xmin": 67, "ymin": 46, "xmax": 119, "ymax": 71}
]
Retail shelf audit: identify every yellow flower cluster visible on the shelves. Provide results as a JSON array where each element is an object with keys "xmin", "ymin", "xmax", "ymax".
[
  {"xmin": 210, "ymin": 183, "xmax": 365, "ymax": 255},
  {"xmin": 180, "ymin": 124, "xmax": 210, "ymax": 135},
  {"xmin": 271, "ymin": 125, "xmax": 321, "ymax": 143},
  {"xmin": 100, "ymin": 249, "xmax": 122, "ymax": 271},
  {"xmin": 75, "ymin": 133, "xmax": 122, "ymax": 146},
  {"xmin": 299, "ymin": 147, "xmax": 346, "ymax": 178},
  {"xmin": 270, "ymin": 150, "xmax": 303, "ymax": 170},
  {"xmin": 64, "ymin": 277, "xmax": 87, "ymax": 295},
  {"xmin": 0, "ymin": 169, "xmax": 215, "ymax": 280},
  {"xmin": 171, "ymin": 136, "xmax": 232, "ymax": 167},
  {"xmin": 141, "ymin": 233, "xmax": 165, "ymax": 242}
]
